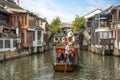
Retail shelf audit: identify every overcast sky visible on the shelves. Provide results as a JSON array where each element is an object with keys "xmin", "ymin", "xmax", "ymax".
[{"xmin": 16, "ymin": 0, "xmax": 120, "ymax": 23}]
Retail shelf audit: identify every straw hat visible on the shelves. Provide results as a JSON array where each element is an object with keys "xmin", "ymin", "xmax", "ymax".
[{"xmin": 68, "ymin": 42, "xmax": 73, "ymax": 45}]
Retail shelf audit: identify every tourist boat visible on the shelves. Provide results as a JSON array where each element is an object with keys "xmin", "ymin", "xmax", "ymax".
[{"xmin": 54, "ymin": 47, "xmax": 79, "ymax": 72}]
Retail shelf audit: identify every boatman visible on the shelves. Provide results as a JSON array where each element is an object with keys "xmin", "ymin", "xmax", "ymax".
[{"xmin": 65, "ymin": 42, "xmax": 72, "ymax": 63}]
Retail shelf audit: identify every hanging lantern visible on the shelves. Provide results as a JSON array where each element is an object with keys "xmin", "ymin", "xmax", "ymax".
[{"xmin": 57, "ymin": 49, "xmax": 62, "ymax": 54}]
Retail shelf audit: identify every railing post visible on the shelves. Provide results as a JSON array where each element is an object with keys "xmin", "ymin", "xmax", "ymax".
[
  {"xmin": 10, "ymin": 38, "xmax": 13, "ymax": 51},
  {"xmin": 3, "ymin": 39, "xmax": 5, "ymax": 50}
]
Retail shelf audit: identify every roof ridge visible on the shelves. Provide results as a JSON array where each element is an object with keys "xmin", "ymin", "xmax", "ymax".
[{"xmin": 84, "ymin": 8, "xmax": 103, "ymax": 17}]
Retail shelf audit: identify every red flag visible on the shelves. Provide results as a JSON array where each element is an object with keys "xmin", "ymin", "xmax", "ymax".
[{"xmin": 17, "ymin": 0, "xmax": 19, "ymax": 5}]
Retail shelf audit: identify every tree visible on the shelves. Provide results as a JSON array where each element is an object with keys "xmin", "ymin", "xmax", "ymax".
[
  {"xmin": 50, "ymin": 17, "xmax": 61, "ymax": 33},
  {"xmin": 72, "ymin": 15, "xmax": 85, "ymax": 33}
]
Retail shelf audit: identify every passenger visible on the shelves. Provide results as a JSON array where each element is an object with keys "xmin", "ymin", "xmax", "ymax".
[
  {"xmin": 71, "ymin": 48, "xmax": 77, "ymax": 62},
  {"xmin": 66, "ymin": 55, "xmax": 70, "ymax": 63},
  {"xmin": 72, "ymin": 48, "xmax": 76, "ymax": 56},
  {"xmin": 59, "ymin": 50, "xmax": 65, "ymax": 63},
  {"xmin": 57, "ymin": 49, "xmax": 62, "ymax": 63},
  {"xmin": 66, "ymin": 52, "xmax": 73, "ymax": 64}
]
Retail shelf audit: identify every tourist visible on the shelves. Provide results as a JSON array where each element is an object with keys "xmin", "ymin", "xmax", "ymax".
[
  {"xmin": 59, "ymin": 50, "xmax": 65, "ymax": 63},
  {"xmin": 71, "ymin": 48, "xmax": 77, "ymax": 62},
  {"xmin": 57, "ymin": 49, "xmax": 62, "ymax": 63}
]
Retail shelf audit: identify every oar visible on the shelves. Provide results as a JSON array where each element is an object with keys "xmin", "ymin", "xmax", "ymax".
[{"xmin": 64, "ymin": 63, "xmax": 67, "ymax": 74}]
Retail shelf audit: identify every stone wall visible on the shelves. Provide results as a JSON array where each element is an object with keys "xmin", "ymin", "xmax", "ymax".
[{"xmin": 0, "ymin": 51, "xmax": 30, "ymax": 62}]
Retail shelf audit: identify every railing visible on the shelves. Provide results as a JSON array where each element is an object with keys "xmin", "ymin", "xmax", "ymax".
[
  {"xmin": 95, "ymin": 38, "xmax": 114, "ymax": 50},
  {"xmin": 33, "ymin": 40, "xmax": 42, "ymax": 47},
  {"xmin": 0, "ymin": 38, "xmax": 18, "ymax": 52},
  {"xmin": 37, "ymin": 40, "xmax": 41, "ymax": 45},
  {"xmin": 110, "ymin": 18, "xmax": 120, "ymax": 28},
  {"xmin": 99, "ymin": 38, "xmax": 114, "ymax": 45}
]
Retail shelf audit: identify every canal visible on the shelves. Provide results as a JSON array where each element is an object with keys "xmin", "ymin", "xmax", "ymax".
[{"xmin": 0, "ymin": 48, "xmax": 120, "ymax": 80}]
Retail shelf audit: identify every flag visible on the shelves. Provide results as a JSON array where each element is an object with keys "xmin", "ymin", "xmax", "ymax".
[{"xmin": 17, "ymin": 0, "xmax": 19, "ymax": 5}]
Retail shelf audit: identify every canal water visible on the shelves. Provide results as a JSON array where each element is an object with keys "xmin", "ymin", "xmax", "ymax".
[{"xmin": 0, "ymin": 48, "xmax": 120, "ymax": 80}]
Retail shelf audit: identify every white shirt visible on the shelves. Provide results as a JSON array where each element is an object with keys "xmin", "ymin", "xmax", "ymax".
[{"xmin": 65, "ymin": 44, "xmax": 70, "ymax": 54}]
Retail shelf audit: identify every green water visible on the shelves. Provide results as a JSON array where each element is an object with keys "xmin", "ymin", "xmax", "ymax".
[{"xmin": 0, "ymin": 48, "xmax": 120, "ymax": 80}]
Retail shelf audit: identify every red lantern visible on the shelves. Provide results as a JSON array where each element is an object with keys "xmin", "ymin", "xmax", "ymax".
[{"xmin": 57, "ymin": 49, "xmax": 62, "ymax": 54}]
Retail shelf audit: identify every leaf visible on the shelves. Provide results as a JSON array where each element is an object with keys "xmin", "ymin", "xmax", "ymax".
[
  {"xmin": 50, "ymin": 17, "xmax": 61, "ymax": 33},
  {"xmin": 72, "ymin": 15, "xmax": 85, "ymax": 33}
]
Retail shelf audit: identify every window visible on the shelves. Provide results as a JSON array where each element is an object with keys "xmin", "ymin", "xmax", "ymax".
[
  {"xmin": 100, "ymin": 32, "xmax": 102, "ymax": 39},
  {"xmin": 103, "ymin": 32, "xmax": 108, "ymax": 39},
  {"xmin": 14, "ymin": 16, "xmax": 16, "ymax": 24},
  {"xmin": 37, "ymin": 31, "xmax": 41, "ymax": 40},
  {"xmin": 108, "ymin": 31, "xmax": 113, "ymax": 38},
  {"xmin": 55, "ymin": 38, "xmax": 58, "ymax": 40},
  {"xmin": 17, "ymin": 16, "xmax": 19, "ymax": 21},
  {"xmin": 25, "ymin": 16, "xmax": 27, "ymax": 25},
  {"xmin": 119, "ymin": 10, "xmax": 120, "ymax": 24},
  {"xmin": 118, "ymin": 31, "xmax": 120, "ymax": 41},
  {"xmin": 22, "ymin": 16, "xmax": 24, "ymax": 25},
  {"xmin": 70, "ymin": 32, "xmax": 72, "ymax": 35}
]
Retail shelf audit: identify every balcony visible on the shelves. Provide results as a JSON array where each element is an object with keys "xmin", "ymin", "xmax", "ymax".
[
  {"xmin": 99, "ymin": 38, "xmax": 114, "ymax": 45},
  {"xmin": 110, "ymin": 18, "xmax": 120, "ymax": 29}
]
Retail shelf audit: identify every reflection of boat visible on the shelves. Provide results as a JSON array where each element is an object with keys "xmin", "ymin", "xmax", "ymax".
[{"xmin": 54, "ymin": 47, "xmax": 79, "ymax": 72}]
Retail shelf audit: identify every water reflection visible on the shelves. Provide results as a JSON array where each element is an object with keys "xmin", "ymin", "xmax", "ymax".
[
  {"xmin": 0, "ymin": 49, "xmax": 120, "ymax": 80},
  {"xmin": 79, "ymin": 50, "xmax": 120, "ymax": 80}
]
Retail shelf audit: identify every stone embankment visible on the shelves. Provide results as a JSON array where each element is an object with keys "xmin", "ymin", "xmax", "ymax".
[
  {"xmin": 0, "ymin": 51, "xmax": 31, "ymax": 62},
  {"xmin": 0, "ymin": 45, "xmax": 50, "ymax": 62}
]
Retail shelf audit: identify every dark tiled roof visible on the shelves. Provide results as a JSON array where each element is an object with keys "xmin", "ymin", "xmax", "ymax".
[
  {"xmin": 112, "ymin": 5, "xmax": 120, "ymax": 9},
  {"xmin": 0, "ymin": 0, "xmax": 24, "ymax": 10},
  {"xmin": 104, "ymin": 6, "xmax": 113, "ymax": 12},
  {"xmin": 0, "ymin": 6, "xmax": 10, "ymax": 14}
]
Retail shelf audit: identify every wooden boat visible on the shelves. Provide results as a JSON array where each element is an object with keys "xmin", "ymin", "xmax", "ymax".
[{"xmin": 54, "ymin": 47, "xmax": 79, "ymax": 72}]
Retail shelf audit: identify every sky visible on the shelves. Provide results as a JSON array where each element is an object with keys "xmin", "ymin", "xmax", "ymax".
[{"xmin": 16, "ymin": 0, "xmax": 120, "ymax": 23}]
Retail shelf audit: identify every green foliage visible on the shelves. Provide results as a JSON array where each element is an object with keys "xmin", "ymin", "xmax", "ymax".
[
  {"xmin": 50, "ymin": 17, "xmax": 61, "ymax": 33},
  {"xmin": 72, "ymin": 15, "xmax": 85, "ymax": 33}
]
